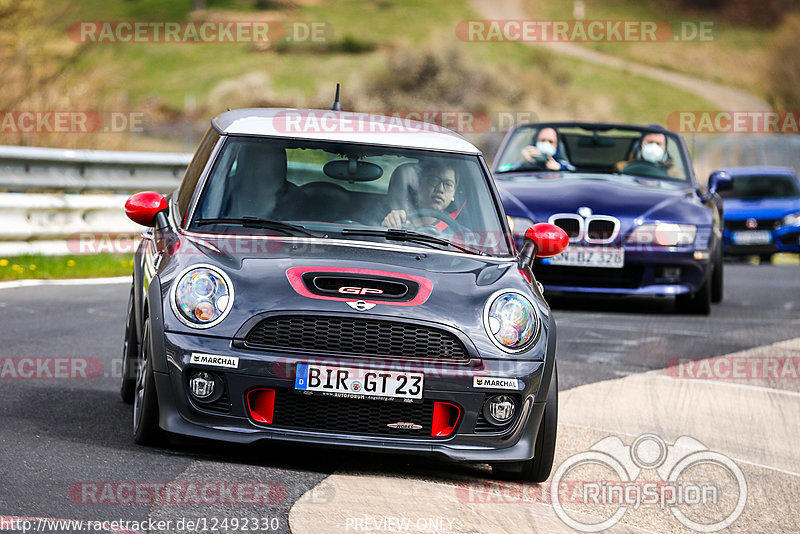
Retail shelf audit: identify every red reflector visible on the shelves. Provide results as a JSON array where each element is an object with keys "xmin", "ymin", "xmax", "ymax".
[
  {"xmin": 247, "ymin": 388, "xmax": 275, "ymax": 424},
  {"xmin": 431, "ymin": 401, "xmax": 461, "ymax": 437}
]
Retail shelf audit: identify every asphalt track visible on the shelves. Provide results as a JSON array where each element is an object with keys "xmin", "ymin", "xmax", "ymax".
[{"xmin": 0, "ymin": 263, "xmax": 797, "ymax": 533}]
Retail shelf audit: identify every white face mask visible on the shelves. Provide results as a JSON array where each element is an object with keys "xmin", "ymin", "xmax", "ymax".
[
  {"xmin": 641, "ymin": 142, "xmax": 666, "ymax": 163},
  {"xmin": 536, "ymin": 140, "xmax": 557, "ymax": 158}
]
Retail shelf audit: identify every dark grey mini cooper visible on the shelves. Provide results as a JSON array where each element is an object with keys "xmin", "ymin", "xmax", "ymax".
[{"xmin": 121, "ymin": 108, "xmax": 568, "ymax": 481}]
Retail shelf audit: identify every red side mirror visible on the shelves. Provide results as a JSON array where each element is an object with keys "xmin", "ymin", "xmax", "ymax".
[
  {"xmin": 525, "ymin": 223, "xmax": 569, "ymax": 258},
  {"xmin": 125, "ymin": 191, "xmax": 168, "ymax": 226}
]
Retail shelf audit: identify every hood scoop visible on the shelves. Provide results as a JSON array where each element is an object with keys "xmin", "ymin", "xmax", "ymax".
[{"xmin": 302, "ymin": 272, "xmax": 418, "ymax": 302}]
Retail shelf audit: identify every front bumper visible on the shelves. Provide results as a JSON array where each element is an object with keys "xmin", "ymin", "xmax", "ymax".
[
  {"xmin": 723, "ymin": 226, "xmax": 800, "ymax": 255},
  {"xmin": 533, "ymin": 249, "xmax": 710, "ymax": 296},
  {"xmin": 151, "ymin": 322, "xmax": 557, "ymax": 463}
]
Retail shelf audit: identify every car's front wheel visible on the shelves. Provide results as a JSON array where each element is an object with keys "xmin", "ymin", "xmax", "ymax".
[
  {"xmin": 120, "ymin": 286, "xmax": 138, "ymax": 403},
  {"xmin": 492, "ymin": 365, "xmax": 558, "ymax": 482},
  {"xmin": 133, "ymin": 317, "xmax": 165, "ymax": 446},
  {"xmin": 676, "ymin": 275, "xmax": 711, "ymax": 315},
  {"xmin": 711, "ymin": 247, "xmax": 724, "ymax": 304}
]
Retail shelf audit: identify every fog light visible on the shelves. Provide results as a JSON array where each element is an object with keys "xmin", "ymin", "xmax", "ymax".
[
  {"xmin": 659, "ymin": 266, "xmax": 682, "ymax": 279},
  {"xmin": 484, "ymin": 395, "xmax": 516, "ymax": 425},
  {"xmin": 189, "ymin": 371, "xmax": 215, "ymax": 399}
]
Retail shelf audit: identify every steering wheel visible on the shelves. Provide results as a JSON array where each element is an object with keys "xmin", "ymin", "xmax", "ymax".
[
  {"xmin": 404, "ymin": 208, "xmax": 469, "ymax": 234},
  {"xmin": 620, "ymin": 160, "xmax": 668, "ymax": 178}
]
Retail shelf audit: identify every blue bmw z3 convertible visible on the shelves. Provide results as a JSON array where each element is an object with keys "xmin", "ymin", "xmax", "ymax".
[{"xmin": 492, "ymin": 122, "xmax": 732, "ymax": 314}]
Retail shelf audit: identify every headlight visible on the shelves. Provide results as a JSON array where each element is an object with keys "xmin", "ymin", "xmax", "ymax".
[
  {"xmin": 625, "ymin": 223, "xmax": 697, "ymax": 247},
  {"xmin": 483, "ymin": 291, "xmax": 539, "ymax": 353},
  {"xmin": 782, "ymin": 211, "xmax": 800, "ymax": 226},
  {"xmin": 507, "ymin": 216, "xmax": 535, "ymax": 240},
  {"xmin": 171, "ymin": 265, "xmax": 234, "ymax": 328}
]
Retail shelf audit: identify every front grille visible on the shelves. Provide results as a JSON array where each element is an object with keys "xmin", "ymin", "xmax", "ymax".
[
  {"xmin": 245, "ymin": 316, "xmax": 472, "ymax": 365},
  {"xmin": 725, "ymin": 218, "xmax": 781, "ymax": 231},
  {"xmin": 534, "ymin": 264, "xmax": 644, "ymax": 289},
  {"xmin": 586, "ymin": 219, "xmax": 617, "ymax": 242},
  {"xmin": 474, "ymin": 412, "xmax": 516, "ymax": 433},
  {"xmin": 552, "ymin": 217, "xmax": 581, "ymax": 239},
  {"xmin": 191, "ymin": 387, "xmax": 231, "ymax": 414},
  {"xmin": 266, "ymin": 389, "xmax": 439, "ymax": 438}
]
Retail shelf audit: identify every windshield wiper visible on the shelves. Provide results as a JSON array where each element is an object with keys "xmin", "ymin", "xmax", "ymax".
[
  {"xmin": 341, "ymin": 228, "xmax": 484, "ymax": 255},
  {"xmin": 194, "ymin": 217, "xmax": 322, "ymax": 238}
]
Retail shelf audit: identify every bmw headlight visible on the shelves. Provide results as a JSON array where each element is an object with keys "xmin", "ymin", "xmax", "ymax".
[
  {"xmin": 782, "ymin": 211, "xmax": 800, "ymax": 226},
  {"xmin": 171, "ymin": 265, "xmax": 234, "ymax": 328},
  {"xmin": 625, "ymin": 223, "xmax": 697, "ymax": 247},
  {"xmin": 483, "ymin": 291, "xmax": 539, "ymax": 353}
]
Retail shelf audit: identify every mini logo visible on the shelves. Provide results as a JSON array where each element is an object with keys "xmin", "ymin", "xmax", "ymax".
[
  {"xmin": 338, "ymin": 286, "xmax": 384, "ymax": 295},
  {"xmin": 745, "ymin": 218, "xmax": 758, "ymax": 229},
  {"xmin": 577, "ymin": 206, "xmax": 593, "ymax": 218},
  {"xmin": 351, "ymin": 381, "xmax": 362, "ymax": 392},
  {"xmin": 346, "ymin": 300, "xmax": 376, "ymax": 311},
  {"xmin": 387, "ymin": 422, "xmax": 423, "ymax": 430}
]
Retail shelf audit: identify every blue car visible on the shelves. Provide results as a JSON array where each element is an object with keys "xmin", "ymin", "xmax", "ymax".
[
  {"xmin": 492, "ymin": 122, "xmax": 732, "ymax": 314},
  {"xmin": 718, "ymin": 166, "xmax": 800, "ymax": 263}
]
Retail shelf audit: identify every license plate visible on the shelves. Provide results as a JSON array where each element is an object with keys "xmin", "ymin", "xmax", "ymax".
[
  {"xmin": 732, "ymin": 230, "xmax": 772, "ymax": 245},
  {"xmin": 543, "ymin": 246, "xmax": 624, "ymax": 268},
  {"xmin": 294, "ymin": 363, "xmax": 423, "ymax": 401}
]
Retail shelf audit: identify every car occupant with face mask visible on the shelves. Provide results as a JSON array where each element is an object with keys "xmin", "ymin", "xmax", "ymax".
[
  {"xmin": 620, "ymin": 130, "xmax": 683, "ymax": 178},
  {"xmin": 520, "ymin": 127, "xmax": 576, "ymax": 171}
]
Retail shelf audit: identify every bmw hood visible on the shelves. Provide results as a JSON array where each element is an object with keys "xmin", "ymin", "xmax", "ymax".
[{"xmin": 496, "ymin": 173, "xmax": 712, "ymax": 226}]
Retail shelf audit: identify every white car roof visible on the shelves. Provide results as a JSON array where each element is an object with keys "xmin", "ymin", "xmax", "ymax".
[{"xmin": 211, "ymin": 108, "xmax": 481, "ymax": 154}]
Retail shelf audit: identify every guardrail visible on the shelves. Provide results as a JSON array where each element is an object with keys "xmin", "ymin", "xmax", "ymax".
[
  {"xmin": 0, "ymin": 145, "xmax": 191, "ymax": 193},
  {"xmin": 0, "ymin": 145, "xmax": 191, "ymax": 256}
]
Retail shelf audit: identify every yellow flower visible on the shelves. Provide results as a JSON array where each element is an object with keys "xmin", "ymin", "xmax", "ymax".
[
  {"xmin": 0, "ymin": 259, "xmax": 8, "ymax": 267},
  {"xmin": 67, "ymin": 259, "xmax": 76, "ymax": 267},
  {"xmin": 29, "ymin": 264, "xmax": 37, "ymax": 271},
  {"xmin": 12, "ymin": 264, "xmax": 23, "ymax": 271}
]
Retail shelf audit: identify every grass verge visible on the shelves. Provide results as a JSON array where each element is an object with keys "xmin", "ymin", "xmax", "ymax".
[{"xmin": 0, "ymin": 254, "xmax": 133, "ymax": 282}]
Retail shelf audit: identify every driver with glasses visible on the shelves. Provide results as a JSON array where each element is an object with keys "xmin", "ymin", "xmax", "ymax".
[{"xmin": 382, "ymin": 161, "xmax": 462, "ymax": 230}]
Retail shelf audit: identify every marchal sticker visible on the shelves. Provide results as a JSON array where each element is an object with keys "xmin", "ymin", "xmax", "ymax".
[
  {"xmin": 190, "ymin": 353, "xmax": 239, "ymax": 369},
  {"xmin": 473, "ymin": 376, "xmax": 519, "ymax": 390}
]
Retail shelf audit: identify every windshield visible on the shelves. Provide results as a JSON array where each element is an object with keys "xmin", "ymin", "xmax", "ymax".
[
  {"xmin": 190, "ymin": 136, "xmax": 511, "ymax": 255},
  {"xmin": 494, "ymin": 124, "xmax": 689, "ymax": 182},
  {"xmin": 719, "ymin": 174, "xmax": 800, "ymax": 199}
]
